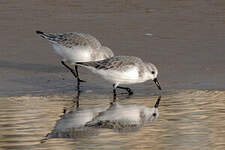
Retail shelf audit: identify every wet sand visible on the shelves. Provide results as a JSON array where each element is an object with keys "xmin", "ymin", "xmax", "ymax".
[{"xmin": 0, "ymin": 0, "xmax": 225, "ymax": 96}]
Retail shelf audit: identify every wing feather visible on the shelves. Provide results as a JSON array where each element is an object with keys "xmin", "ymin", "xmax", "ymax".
[
  {"xmin": 77, "ymin": 56, "xmax": 143, "ymax": 72},
  {"xmin": 36, "ymin": 31, "xmax": 101, "ymax": 49}
]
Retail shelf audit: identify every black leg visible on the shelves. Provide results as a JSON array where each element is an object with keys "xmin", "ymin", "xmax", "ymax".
[
  {"xmin": 113, "ymin": 84, "xmax": 117, "ymax": 102},
  {"xmin": 117, "ymin": 86, "xmax": 133, "ymax": 95},
  {"xmin": 61, "ymin": 61, "xmax": 77, "ymax": 79},
  {"xmin": 75, "ymin": 65, "xmax": 86, "ymax": 83},
  {"xmin": 61, "ymin": 61, "xmax": 85, "ymax": 90}
]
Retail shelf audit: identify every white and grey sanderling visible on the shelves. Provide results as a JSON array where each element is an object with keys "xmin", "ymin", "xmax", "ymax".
[
  {"xmin": 36, "ymin": 30, "xmax": 114, "ymax": 87},
  {"xmin": 36, "ymin": 30, "xmax": 161, "ymax": 95},
  {"xmin": 77, "ymin": 56, "xmax": 161, "ymax": 95}
]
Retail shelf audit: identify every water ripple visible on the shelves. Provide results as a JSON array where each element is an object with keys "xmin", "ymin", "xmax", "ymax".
[{"xmin": 0, "ymin": 90, "xmax": 225, "ymax": 150}]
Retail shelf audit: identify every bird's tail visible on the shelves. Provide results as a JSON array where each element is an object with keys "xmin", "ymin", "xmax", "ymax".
[
  {"xmin": 35, "ymin": 30, "xmax": 56, "ymax": 41},
  {"xmin": 76, "ymin": 62, "xmax": 92, "ymax": 67},
  {"xmin": 76, "ymin": 61, "xmax": 101, "ymax": 69}
]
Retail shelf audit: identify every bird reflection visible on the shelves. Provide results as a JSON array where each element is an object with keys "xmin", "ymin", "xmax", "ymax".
[
  {"xmin": 42, "ymin": 95, "xmax": 161, "ymax": 141},
  {"xmin": 86, "ymin": 96, "xmax": 161, "ymax": 131},
  {"xmin": 63, "ymin": 89, "xmax": 81, "ymax": 115}
]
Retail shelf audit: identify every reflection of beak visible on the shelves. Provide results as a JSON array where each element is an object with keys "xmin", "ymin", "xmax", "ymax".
[
  {"xmin": 153, "ymin": 78, "xmax": 162, "ymax": 90},
  {"xmin": 154, "ymin": 96, "xmax": 161, "ymax": 108}
]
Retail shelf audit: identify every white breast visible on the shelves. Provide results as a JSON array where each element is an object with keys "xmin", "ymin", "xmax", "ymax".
[
  {"xmin": 52, "ymin": 44, "xmax": 93, "ymax": 64},
  {"xmin": 93, "ymin": 67, "xmax": 141, "ymax": 85}
]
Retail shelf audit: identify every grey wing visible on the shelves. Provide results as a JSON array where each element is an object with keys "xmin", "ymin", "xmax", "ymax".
[
  {"xmin": 51, "ymin": 32, "xmax": 102, "ymax": 49},
  {"xmin": 36, "ymin": 31, "xmax": 102, "ymax": 49},
  {"xmin": 77, "ymin": 33, "xmax": 102, "ymax": 49},
  {"xmin": 77, "ymin": 56, "xmax": 142, "ymax": 71}
]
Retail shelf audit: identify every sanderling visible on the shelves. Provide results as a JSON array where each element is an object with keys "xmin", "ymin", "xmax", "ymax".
[
  {"xmin": 76, "ymin": 56, "xmax": 162, "ymax": 95},
  {"xmin": 36, "ymin": 30, "xmax": 114, "ymax": 87}
]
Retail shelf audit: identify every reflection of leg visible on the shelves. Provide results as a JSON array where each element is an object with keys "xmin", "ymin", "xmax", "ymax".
[
  {"xmin": 113, "ymin": 84, "xmax": 117, "ymax": 97},
  {"xmin": 117, "ymin": 86, "xmax": 133, "ymax": 95},
  {"xmin": 74, "ymin": 89, "xmax": 80, "ymax": 108},
  {"xmin": 63, "ymin": 89, "xmax": 81, "ymax": 114},
  {"xmin": 113, "ymin": 84, "xmax": 117, "ymax": 102},
  {"xmin": 61, "ymin": 61, "xmax": 77, "ymax": 79}
]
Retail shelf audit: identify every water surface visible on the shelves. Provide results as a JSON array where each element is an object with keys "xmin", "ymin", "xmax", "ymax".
[{"xmin": 1, "ymin": 90, "xmax": 225, "ymax": 150}]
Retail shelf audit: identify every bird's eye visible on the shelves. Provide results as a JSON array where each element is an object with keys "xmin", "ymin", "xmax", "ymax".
[{"xmin": 151, "ymin": 71, "xmax": 155, "ymax": 74}]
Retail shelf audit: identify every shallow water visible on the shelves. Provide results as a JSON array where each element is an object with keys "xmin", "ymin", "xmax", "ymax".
[{"xmin": 1, "ymin": 90, "xmax": 225, "ymax": 150}]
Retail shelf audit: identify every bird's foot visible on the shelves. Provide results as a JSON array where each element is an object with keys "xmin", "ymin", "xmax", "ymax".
[
  {"xmin": 77, "ymin": 78, "xmax": 86, "ymax": 83},
  {"xmin": 126, "ymin": 88, "xmax": 133, "ymax": 95}
]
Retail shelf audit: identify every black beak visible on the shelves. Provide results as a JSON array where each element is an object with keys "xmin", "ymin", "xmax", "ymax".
[
  {"xmin": 154, "ymin": 96, "xmax": 161, "ymax": 108},
  {"xmin": 153, "ymin": 78, "xmax": 162, "ymax": 90}
]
